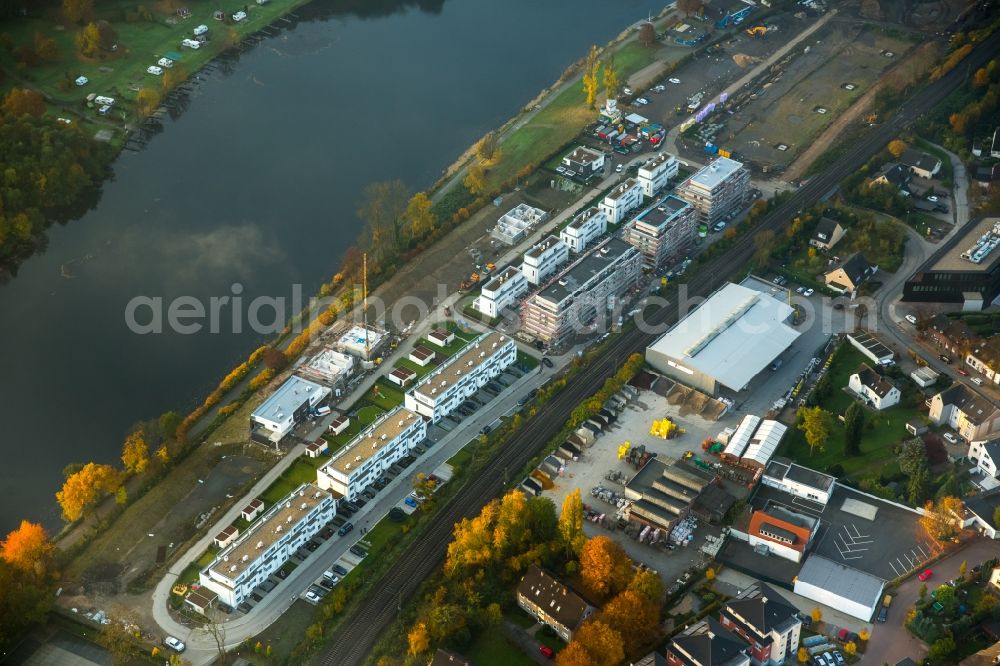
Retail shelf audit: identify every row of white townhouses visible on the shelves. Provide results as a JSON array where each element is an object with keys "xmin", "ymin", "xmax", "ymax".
[
  {"xmin": 521, "ymin": 235, "xmax": 570, "ymax": 285},
  {"xmin": 599, "ymin": 178, "xmax": 644, "ymax": 225},
  {"xmin": 474, "ymin": 267, "xmax": 529, "ymax": 319}
]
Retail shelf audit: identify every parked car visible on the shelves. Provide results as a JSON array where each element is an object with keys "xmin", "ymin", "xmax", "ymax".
[
  {"xmin": 350, "ymin": 545, "xmax": 368, "ymax": 558},
  {"xmin": 877, "ymin": 607, "xmax": 888, "ymax": 623},
  {"xmin": 623, "ymin": 87, "xmax": 633, "ymax": 95},
  {"xmin": 668, "ymin": 77, "xmax": 681, "ymax": 84},
  {"xmin": 337, "ymin": 522, "xmax": 354, "ymax": 537},
  {"xmin": 905, "ymin": 314, "xmax": 918, "ymax": 324},
  {"xmin": 305, "ymin": 590, "xmax": 321, "ymax": 603},
  {"xmin": 319, "ymin": 578, "xmax": 335, "ymax": 590},
  {"xmin": 615, "ymin": 164, "xmax": 624, "ymax": 173},
  {"xmin": 832, "ymin": 651, "xmax": 845, "ymax": 666},
  {"xmin": 928, "ymin": 195, "xmax": 939, "ymax": 202},
  {"xmin": 653, "ymin": 84, "xmax": 665, "ymax": 92},
  {"xmin": 164, "ymin": 636, "xmax": 186, "ymax": 653},
  {"xmin": 405, "ymin": 497, "xmax": 418, "ymax": 508},
  {"xmin": 540, "ymin": 645, "xmax": 555, "ymax": 659},
  {"xmin": 713, "ymin": 221, "xmax": 726, "ymax": 232},
  {"xmin": 635, "ymin": 97, "xmax": 650, "ymax": 105},
  {"xmin": 943, "ymin": 433, "xmax": 958, "ymax": 444},
  {"xmin": 973, "ymin": 377, "xmax": 984, "ymax": 385},
  {"xmin": 959, "ymin": 368, "xmax": 970, "ymax": 376},
  {"xmin": 803, "ymin": 288, "xmax": 814, "ymax": 297},
  {"xmin": 919, "ymin": 568, "xmax": 934, "ymax": 581},
  {"xmin": 332, "ymin": 564, "xmax": 349, "ymax": 576},
  {"xmin": 542, "ymin": 357, "xmax": 554, "ymax": 368},
  {"xmin": 940, "ymin": 354, "xmax": 952, "ymax": 363}
]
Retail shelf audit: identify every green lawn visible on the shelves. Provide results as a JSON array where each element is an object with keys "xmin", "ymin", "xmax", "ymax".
[
  {"xmin": 466, "ymin": 629, "xmax": 536, "ymax": 666},
  {"xmin": 359, "ymin": 379, "xmax": 406, "ymax": 411},
  {"xmin": 777, "ymin": 345, "xmax": 925, "ymax": 477},
  {"xmin": 322, "ymin": 405, "xmax": 386, "ymax": 449},
  {"xmin": 518, "ymin": 350, "xmax": 540, "ymax": 370},
  {"xmin": 259, "ymin": 456, "xmax": 324, "ymax": 505},
  {"xmin": 394, "ymin": 356, "xmax": 437, "ymax": 379}
]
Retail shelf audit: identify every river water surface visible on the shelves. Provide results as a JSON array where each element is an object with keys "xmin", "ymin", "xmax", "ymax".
[{"xmin": 0, "ymin": 0, "xmax": 655, "ymax": 532}]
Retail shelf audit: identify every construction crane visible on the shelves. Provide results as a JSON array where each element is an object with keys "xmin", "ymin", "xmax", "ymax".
[{"xmin": 745, "ymin": 25, "xmax": 767, "ymax": 38}]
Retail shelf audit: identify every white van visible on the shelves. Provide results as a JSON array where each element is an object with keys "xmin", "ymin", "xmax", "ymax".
[
  {"xmin": 94, "ymin": 95, "xmax": 115, "ymax": 106},
  {"xmin": 232, "ymin": 10, "xmax": 247, "ymax": 21},
  {"xmin": 146, "ymin": 65, "xmax": 163, "ymax": 76},
  {"xmin": 972, "ymin": 377, "xmax": 984, "ymax": 386},
  {"xmin": 193, "ymin": 24, "xmax": 209, "ymax": 36},
  {"xmin": 316, "ymin": 406, "xmax": 332, "ymax": 417}
]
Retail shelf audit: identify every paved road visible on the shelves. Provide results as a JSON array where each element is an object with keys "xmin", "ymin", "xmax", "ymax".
[
  {"xmin": 318, "ymin": 28, "xmax": 1000, "ymax": 666},
  {"xmin": 861, "ymin": 538, "xmax": 1000, "ymax": 665}
]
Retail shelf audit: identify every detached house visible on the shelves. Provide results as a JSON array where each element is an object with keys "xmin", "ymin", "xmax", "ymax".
[
  {"xmin": 871, "ymin": 163, "xmax": 912, "ymax": 191},
  {"xmin": 900, "ymin": 149, "xmax": 943, "ymax": 180},
  {"xmin": 665, "ymin": 618, "xmax": 751, "ymax": 666},
  {"xmin": 809, "ymin": 217, "xmax": 846, "ymax": 251},
  {"xmin": 848, "ymin": 364, "xmax": 901, "ymax": 410},
  {"xmin": 929, "ymin": 383, "xmax": 1000, "ymax": 442},
  {"xmin": 969, "ymin": 436, "xmax": 1000, "ymax": 480},
  {"xmin": 719, "ymin": 585, "xmax": 802, "ymax": 665},
  {"xmin": 516, "ymin": 564, "xmax": 594, "ymax": 642},
  {"xmin": 823, "ymin": 252, "xmax": 877, "ymax": 294}
]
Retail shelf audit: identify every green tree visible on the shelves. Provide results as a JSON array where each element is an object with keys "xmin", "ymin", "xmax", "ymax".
[
  {"xmin": 907, "ymin": 466, "xmax": 928, "ymax": 505},
  {"xmin": 928, "ymin": 636, "xmax": 956, "ymax": 661},
  {"xmin": 401, "ymin": 192, "xmax": 436, "ymax": 240},
  {"xmin": 844, "ymin": 402, "xmax": 864, "ymax": 455},
  {"xmin": 899, "ymin": 438, "xmax": 928, "ymax": 477},
  {"xmin": 753, "ymin": 229, "xmax": 777, "ymax": 269},
  {"xmin": 74, "ymin": 22, "xmax": 101, "ymax": 57},
  {"xmin": 357, "ymin": 179, "xmax": 409, "ymax": 264},
  {"xmin": 797, "ymin": 407, "xmax": 833, "ymax": 456},
  {"xmin": 476, "ymin": 131, "xmax": 500, "ymax": 162},
  {"xmin": 918, "ymin": 583, "xmax": 927, "ymax": 600},
  {"xmin": 602, "ymin": 53, "xmax": 620, "ymax": 99},
  {"xmin": 559, "ymin": 489, "xmax": 586, "ymax": 557},
  {"xmin": 158, "ymin": 411, "xmax": 181, "ymax": 440},
  {"xmin": 0, "ymin": 559, "xmax": 52, "ymax": 654},
  {"xmin": 63, "ymin": 0, "xmax": 94, "ymax": 24},
  {"xmin": 582, "ymin": 45, "xmax": 600, "ymax": 108}
]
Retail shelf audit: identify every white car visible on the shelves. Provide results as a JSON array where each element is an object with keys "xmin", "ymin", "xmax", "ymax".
[
  {"xmin": 164, "ymin": 636, "xmax": 185, "ymax": 652},
  {"xmin": 943, "ymin": 432, "xmax": 958, "ymax": 444},
  {"xmin": 713, "ymin": 221, "xmax": 726, "ymax": 232},
  {"xmin": 98, "ymin": 104, "xmax": 111, "ymax": 115},
  {"xmin": 927, "ymin": 195, "xmax": 939, "ymax": 202},
  {"xmin": 232, "ymin": 10, "xmax": 247, "ymax": 21},
  {"xmin": 668, "ymin": 77, "xmax": 681, "ymax": 84},
  {"xmin": 305, "ymin": 590, "xmax": 321, "ymax": 603},
  {"xmin": 653, "ymin": 85, "xmax": 665, "ymax": 93},
  {"xmin": 803, "ymin": 288, "xmax": 814, "ymax": 297},
  {"xmin": 972, "ymin": 377, "xmax": 984, "ymax": 386},
  {"xmin": 905, "ymin": 314, "xmax": 918, "ymax": 325},
  {"xmin": 796, "ymin": 286, "xmax": 805, "ymax": 294},
  {"xmin": 635, "ymin": 97, "xmax": 649, "ymax": 105},
  {"xmin": 615, "ymin": 164, "xmax": 623, "ymax": 173},
  {"xmin": 146, "ymin": 65, "xmax": 163, "ymax": 76},
  {"xmin": 623, "ymin": 87, "xmax": 633, "ymax": 96},
  {"xmin": 75, "ymin": 76, "xmax": 89, "ymax": 86}
]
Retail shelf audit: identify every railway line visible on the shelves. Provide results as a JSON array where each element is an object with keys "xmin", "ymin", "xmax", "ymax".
[{"xmin": 318, "ymin": 29, "xmax": 1000, "ymax": 666}]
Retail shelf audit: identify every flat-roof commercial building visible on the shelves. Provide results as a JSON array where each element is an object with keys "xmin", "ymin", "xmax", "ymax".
[
  {"xmin": 297, "ymin": 347, "xmax": 355, "ymax": 386},
  {"xmin": 520, "ymin": 237, "xmax": 642, "ymax": 345},
  {"xmin": 404, "ymin": 332, "xmax": 517, "ymax": 423},
  {"xmin": 638, "ymin": 152, "xmax": 679, "ymax": 197},
  {"xmin": 626, "ymin": 195, "xmax": 698, "ymax": 268},
  {"xmin": 623, "ymin": 457, "xmax": 715, "ymax": 532},
  {"xmin": 793, "ymin": 555, "xmax": 886, "ymax": 621},
  {"xmin": 761, "ymin": 458, "xmax": 835, "ymax": 506},
  {"xmin": 721, "ymin": 414, "xmax": 786, "ymax": 469},
  {"xmin": 599, "ymin": 178, "xmax": 644, "ymax": 225},
  {"xmin": 250, "ymin": 376, "xmax": 332, "ymax": 444},
  {"xmin": 846, "ymin": 330, "xmax": 895, "ymax": 366},
  {"xmin": 645, "ymin": 283, "xmax": 801, "ymax": 395},
  {"xmin": 562, "ymin": 146, "xmax": 606, "ymax": 176},
  {"xmin": 560, "ymin": 207, "xmax": 608, "ymax": 253},
  {"xmin": 316, "ymin": 407, "xmax": 426, "ymax": 501},
  {"xmin": 474, "ymin": 267, "xmax": 528, "ymax": 318},
  {"xmin": 199, "ymin": 483, "xmax": 335, "ymax": 607},
  {"xmin": 337, "ymin": 325, "xmax": 388, "ymax": 361},
  {"xmin": 730, "ymin": 503, "xmax": 818, "ymax": 563},
  {"xmin": 493, "ymin": 203, "xmax": 548, "ymax": 245},
  {"xmin": 676, "ymin": 157, "xmax": 750, "ymax": 225},
  {"xmin": 521, "ymin": 235, "xmax": 570, "ymax": 285},
  {"xmin": 903, "ymin": 217, "xmax": 1000, "ymax": 309}
]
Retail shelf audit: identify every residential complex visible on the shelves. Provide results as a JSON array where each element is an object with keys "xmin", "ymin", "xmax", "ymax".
[
  {"xmin": 520, "ymin": 237, "xmax": 642, "ymax": 345},
  {"xmin": 316, "ymin": 407, "xmax": 427, "ymax": 500},
  {"xmin": 599, "ymin": 178, "xmax": 644, "ymax": 225},
  {"xmin": 473, "ymin": 267, "xmax": 528, "ymax": 318},
  {"xmin": 250, "ymin": 376, "xmax": 332, "ymax": 444},
  {"xmin": 404, "ymin": 332, "xmax": 517, "ymax": 422},
  {"xmin": 903, "ymin": 217, "xmax": 1000, "ymax": 309},
  {"xmin": 626, "ymin": 195, "xmax": 698, "ymax": 268},
  {"xmin": 561, "ymin": 146, "xmax": 606, "ymax": 176},
  {"xmin": 638, "ymin": 152, "xmax": 679, "ymax": 197},
  {"xmin": 719, "ymin": 585, "xmax": 801, "ymax": 666},
  {"xmin": 560, "ymin": 207, "xmax": 608, "ymax": 253},
  {"xmin": 521, "ymin": 235, "xmax": 570, "ymax": 285},
  {"xmin": 928, "ymin": 383, "xmax": 1000, "ymax": 441},
  {"xmin": 297, "ymin": 347, "xmax": 355, "ymax": 387},
  {"xmin": 664, "ymin": 618, "xmax": 751, "ymax": 666},
  {"xmin": 199, "ymin": 483, "xmax": 336, "ymax": 607},
  {"xmin": 516, "ymin": 565, "xmax": 594, "ymax": 642},
  {"xmin": 675, "ymin": 157, "xmax": 749, "ymax": 225},
  {"xmin": 645, "ymin": 282, "xmax": 800, "ymax": 395}
]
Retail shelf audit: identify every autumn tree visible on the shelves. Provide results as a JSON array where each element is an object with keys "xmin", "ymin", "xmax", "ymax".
[
  {"xmin": 677, "ymin": 0, "xmax": 703, "ymax": 17},
  {"xmin": 628, "ymin": 569, "xmax": 664, "ymax": 605},
  {"xmin": 401, "ymin": 192, "xmax": 436, "ymax": 241},
  {"xmin": 796, "ymin": 407, "xmax": 833, "ymax": 456},
  {"xmin": 753, "ymin": 229, "xmax": 777, "ymax": 268},
  {"xmin": 557, "ymin": 641, "xmax": 596, "ymax": 666},
  {"xmin": 1, "ymin": 521, "xmax": 53, "ymax": 576},
  {"xmin": 559, "ymin": 489, "xmax": 586, "ymax": 557},
  {"xmin": 844, "ymin": 642, "xmax": 857, "ymax": 656},
  {"xmin": 262, "ymin": 346, "xmax": 287, "ymax": 371},
  {"xmin": 121, "ymin": 430, "xmax": 149, "ymax": 475},
  {"xmin": 0, "ymin": 559, "xmax": 52, "ymax": 654},
  {"xmin": 638, "ymin": 22, "xmax": 656, "ymax": 47},
  {"xmin": 921, "ymin": 496, "xmax": 963, "ymax": 541},
  {"xmin": 2, "ymin": 88, "xmax": 45, "ymax": 117},
  {"xmin": 887, "ymin": 139, "xmax": 908, "ymax": 159},
  {"xmin": 858, "ymin": 628, "xmax": 870, "ymax": 643},
  {"xmin": 810, "ymin": 607, "xmax": 823, "ymax": 624},
  {"xmin": 99, "ymin": 608, "xmax": 142, "ymax": 666},
  {"xmin": 974, "ymin": 67, "xmax": 991, "ymax": 88},
  {"xmin": 357, "ymin": 179, "xmax": 409, "ymax": 264},
  {"xmin": 602, "ymin": 53, "xmax": 620, "ymax": 99},
  {"xmin": 843, "ymin": 402, "xmax": 864, "ymax": 456},
  {"xmin": 559, "ymin": 620, "xmax": 625, "ymax": 666},
  {"xmin": 56, "ymin": 462, "xmax": 120, "ymax": 522},
  {"xmin": 464, "ymin": 164, "xmax": 487, "ymax": 195},
  {"xmin": 602, "ymin": 589, "xmax": 660, "ymax": 650},
  {"xmin": 136, "ymin": 87, "xmax": 160, "ymax": 117},
  {"xmin": 33, "ymin": 32, "xmax": 58, "ymax": 62},
  {"xmin": 75, "ymin": 22, "xmax": 102, "ymax": 57},
  {"xmin": 476, "ymin": 131, "xmax": 500, "ymax": 162},
  {"xmin": 580, "ymin": 536, "xmax": 633, "ymax": 602},
  {"xmin": 63, "ymin": 0, "xmax": 94, "ymax": 24},
  {"xmin": 407, "ymin": 622, "xmax": 429, "ymax": 655},
  {"xmin": 582, "ymin": 45, "xmax": 600, "ymax": 108},
  {"xmin": 798, "ymin": 647, "xmax": 810, "ymax": 663}
]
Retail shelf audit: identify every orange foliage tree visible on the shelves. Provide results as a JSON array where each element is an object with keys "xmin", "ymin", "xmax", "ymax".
[
  {"xmin": 121, "ymin": 430, "xmax": 149, "ymax": 475},
  {"xmin": 579, "ymin": 536, "xmax": 633, "ymax": 603},
  {"xmin": 2, "ymin": 88, "xmax": 45, "ymax": 117},
  {"xmin": 601, "ymin": 589, "xmax": 660, "ymax": 650},
  {"xmin": 56, "ymin": 462, "xmax": 120, "ymax": 522},
  {"xmin": 1, "ymin": 520, "xmax": 53, "ymax": 575},
  {"xmin": 557, "ymin": 620, "xmax": 625, "ymax": 666}
]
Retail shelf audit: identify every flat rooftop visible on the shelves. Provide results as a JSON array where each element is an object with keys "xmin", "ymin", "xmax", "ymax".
[
  {"xmin": 797, "ymin": 554, "xmax": 885, "ymax": 609},
  {"xmin": 567, "ymin": 207, "xmax": 602, "ymax": 231},
  {"xmin": 639, "ymin": 152, "xmax": 674, "ymax": 173},
  {"xmin": 535, "ymin": 237, "xmax": 636, "ymax": 305},
  {"xmin": 685, "ymin": 156, "xmax": 744, "ymax": 190},
  {"xmin": 338, "ymin": 325, "xmax": 386, "ymax": 351},
  {"xmin": 525, "ymin": 235, "xmax": 563, "ymax": 260},
  {"xmin": 321, "ymin": 407, "xmax": 421, "ymax": 476},
  {"xmin": 647, "ymin": 282, "xmax": 800, "ymax": 392},
  {"xmin": 635, "ymin": 195, "xmax": 692, "ymax": 231},
  {"xmin": 209, "ymin": 483, "xmax": 330, "ymax": 579},
  {"xmin": 929, "ymin": 217, "xmax": 1000, "ymax": 272},
  {"xmin": 251, "ymin": 376, "xmax": 328, "ymax": 423},
  {"xmin": 482, "ymin": 267, "xmax": 522, "ymax": 292},
  {"xmin": 565, "ymin": 146, "xmax": 603, "ymax": 164},
  {"xmin": 848, "ymin": 330, "xmax": 893, "ymax": 360},
  {"xmin": 409, "ymin": 332, "xmax": 511, "ymax": 402},
  {"xmin": 606, "ymin": 178, "xmax": 640, "ymax": 201}
]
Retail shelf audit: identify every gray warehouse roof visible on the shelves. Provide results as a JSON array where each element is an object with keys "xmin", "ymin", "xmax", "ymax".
[{"xmin": 797, "ymin": 555, "xmax": 885, "ymax": 608}]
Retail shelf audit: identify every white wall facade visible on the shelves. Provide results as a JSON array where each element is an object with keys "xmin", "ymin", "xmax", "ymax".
[
  {"xmin": 969, "ymin": 440, "xmax": 999, "ymax": 478},
  {"xmin": 521, "ymin": 236, "xmax": 570, "ymax": 285},
  {"xmin": 560, "ymin": 207, "xmax": 608, "ymax": 253},
  {"xmin": 599, "ymin": 179, "xmax": 644, "ymax": 225},
  {"xmin": 637, "ymin": 153, "xmax": 678, "ymax": 197},
  {"xmin": 847, "ymin": 374, "xmax": 901, "ymax": 410},
  {"xmin": 475, "ymin": 269, "xmax": 529, "ymax": 318},
  {"xmin": 792, "ymin": 580, "xmax": 879, "ymax": 622}
]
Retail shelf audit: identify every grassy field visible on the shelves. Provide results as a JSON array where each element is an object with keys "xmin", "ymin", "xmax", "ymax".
[
  {"xmin": 777, "ymin": 344, "xmax": 924, "ymax": 477},
  {"xmin": 0, "ymin": 0, "xmax": 311, "ymax": 126},
  {"xmin": 259, "ymin": 456, "xmax": 323, "ymax": 505},
  {"xmin": 483, "ymin": 39, "xmax": 663, "ymax": 190},
  {"xmin": 466, "ymin": 629, "xmax": 536, "ymax": 666},
  {"xmin": 322, "ymin": 404, "xmax": 386, "ymax": 448},
  {"xmin": 358, "ymin": 379, "xmax": 405, "ymax": 411}
]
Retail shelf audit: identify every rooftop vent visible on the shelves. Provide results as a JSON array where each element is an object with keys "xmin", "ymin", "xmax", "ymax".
[
  {"xmin": 256, "ymin": 540, "xmax": 264, "ymax": 549},
  {"xmin": 300, "ymin": 502, "xmax": 307, "ymax": 510},
  {"xmin": 230, "ymin": 565, "xmax": 237, "ymax": 572}
]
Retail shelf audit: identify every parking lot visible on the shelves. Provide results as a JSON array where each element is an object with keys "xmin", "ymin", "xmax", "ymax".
[{"xmin": 426, "ymin": 361, "xmax": 533, "ymax": 440}]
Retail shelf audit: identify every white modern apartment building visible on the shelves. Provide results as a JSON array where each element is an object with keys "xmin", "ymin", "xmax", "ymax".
[
  {"xmin": 316, "ymin": 407, "xmax": 427, "ymax": 500},
  {"xmin": 473, "ymin": 267, "xmax": 529, "ymax": 318},
  {"xmin": 637, "ymin": 152, "xmax": 678, "ymax": 197},
  {"xmin": 521, "ymin": 235, "xmax": 570, "ymax": 285},
  {"xmin": 404, "ymin": 331, "xmax": 517, "ymax": 422},
  {"xmin": 199, "ymin": 483, "xmax": 335, "ymax": 607},
  {"xmin": 560, "ymin": 207, "xmax": 608, "ymax": 253},
  {"xmin": 520, "ymin": 237, "xmax": 642, "ymax": 345},
  {"xmin": 676, "ymin": 156, "xmax": 750, "ymax": 225},
  {"xmin": 562, "ymin": 146, "xmax": 606, "ymax": 176},
  {"xmin": 250, "ymin": 376, "xmax": 332, "ymax": 444},
  {"xmin": 599, "ymin": 178, "xmax": 644, "ymax": 225},
  {"xmin": 625, "ymin": 195, "xmax": 698, "ymax": 268},
  {"xmin": 297, "ymin": 347, "xmax": 354, "ymax": 387}
]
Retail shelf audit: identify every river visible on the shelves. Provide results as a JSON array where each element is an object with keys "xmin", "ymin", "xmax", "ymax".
[{"xmin": 0, "ymin": 0, "xmax": 655, "ymax": 533}]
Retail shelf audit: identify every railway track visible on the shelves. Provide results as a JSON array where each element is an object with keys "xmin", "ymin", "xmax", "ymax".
[{"xmin": 317, "ymin": 30, "xmax": 1000, "ymax": 666}]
